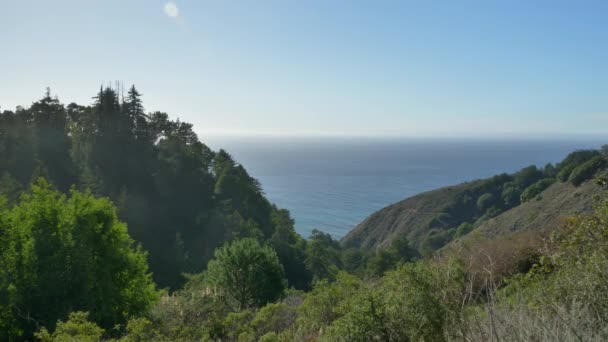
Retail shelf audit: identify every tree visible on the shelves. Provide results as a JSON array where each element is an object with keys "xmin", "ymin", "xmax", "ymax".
[
  {"xmin": 204, "ymin": 238, "xmax": 287, "ymax": 311},
  {"xmin": 568, "ymin": 155, "xmax": 606, "ymax": 186},
  {"xmin": 0, "ymin": 179, "xmax": 158, "ymax": 340},
  {"xmin": 29, "ymin": 89, "xmax": 75, "ymax": 191},
  {"xmin": 477, "ymin": 193, "xmax": 496, "ymax": 212}
]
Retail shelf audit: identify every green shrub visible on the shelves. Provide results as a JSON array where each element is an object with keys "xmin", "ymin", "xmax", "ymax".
[
  {"xmin": 35, "ymin": 312, "xmax": 104, "ymax": 342},
  {"xmin": 455, "ymin": 222, "xmax": 474, "ymax": 238},
  {"xmin": 557, "ymin": 163, "xmax": 576, "ymax": 181},
  {"xmin": 204, "ymin": 238, "xmax": 287, "ymax": 311},
  {"xmin": 556, "ymin": 150, "xmax": 600, "ymax": 181},
  {"xmin": 477, "ymin": 193, "xmax": 496, "ymax": 212},
  {"xmin": 514, "ymin": 165, "xmax": 543, "ymax": 188},
  {"xmin": 259, "ymin": 332, "xmax": 280, "ymax": 342},
  {"xmin": 569, "ymin": 156, "xmax": 606, "ymax": 186},
  {"xmin": 421, "ymin": 229, "xmax": 455, "ymax": 256},
  {"xmin": 296, "ymin": 272, "xmax": 362, "ymax": 335},
  {"xmin": 501, "ymin": 181, "xmax": 522, "ymax": 206},
  {"xmin": 520, "ymin": 178, "xmax": 555, "ymax": 202}
]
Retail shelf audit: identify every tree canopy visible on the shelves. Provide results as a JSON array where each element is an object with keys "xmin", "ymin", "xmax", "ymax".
[{"xmin": 0, "ymin": 180, "xmax": 158, "ymax": 340}]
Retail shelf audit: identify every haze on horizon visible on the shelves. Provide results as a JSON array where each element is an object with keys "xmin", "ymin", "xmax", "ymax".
[{"xmin": 1, "ymin": 0, "xmax": 607, "ymax": 138}]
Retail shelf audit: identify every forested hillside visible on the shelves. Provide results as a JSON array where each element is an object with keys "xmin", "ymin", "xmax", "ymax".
[{"xmin": 0, "ymin": 87, "xmax": 310, "ymax": 290}]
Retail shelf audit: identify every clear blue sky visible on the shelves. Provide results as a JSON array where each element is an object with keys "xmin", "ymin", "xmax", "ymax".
[{"xmin": 1, "ymin": 0, "xmax": 607, "ymax": 138}]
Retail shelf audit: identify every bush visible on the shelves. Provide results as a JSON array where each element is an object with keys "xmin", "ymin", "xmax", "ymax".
[
  {"xmin": 477, "ymin": 193, "xmax": 496, "ymax": 212},
  {"xmin": 520, "ymin": 178, "xmax": 555, "ymax": 202},
  {"xmin": 296, "ymin": 272, "xmax": 362, "ymax": 337},
  {"xmin": 557, "ymin": 150, "xmax": 600, "ymax": 181},
  {"xmin": 569, "ymin": 155, "xmax": 606, "ymax": 186},
  {"xmin": 557, "ymin": 163, "xmax": 576, "ymax": 182},
  {"xmin": 35, "ymin": 312, "xmax": 104, "ymax": 342},
  {"xmin": 421, "ymin": 229, "xmax": 455, "ymax": 256},
  {"xmin": 204, "ymin": 238, "xmax": 287, "ymax": 311},
  {"xmin": 501, "ymin": 181, "xmax": 522, "ymax": 206},
  {"xmin": 513, "ymin": 165, "xmax": 543, "ymax": 188},
  {"xmin": 455, "ymin": 222, "xmax": 474, "ymax": 239}
]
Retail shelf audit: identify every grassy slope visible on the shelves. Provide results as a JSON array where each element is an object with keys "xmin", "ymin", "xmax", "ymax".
[
  {"xmin": 341, "ymin": 180, "xmax": 481, "ymax": 249},
  {"xmin": 341, "ymin": 171, "xmax": 607, "ymax": 250},
  {"xmin": 474, "ymin": 177, "xmax": 607, "ymax": 238}
]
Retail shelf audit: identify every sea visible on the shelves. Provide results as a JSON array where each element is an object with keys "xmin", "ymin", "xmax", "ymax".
[{"xmin": 205, "ymin": 136, "xmax": 605, "ymax": 239}]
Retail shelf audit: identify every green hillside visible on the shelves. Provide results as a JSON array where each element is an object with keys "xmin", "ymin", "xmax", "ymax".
[{"xmin": 342, "ymin": 149, "xmax": 608, "ymax": 255}]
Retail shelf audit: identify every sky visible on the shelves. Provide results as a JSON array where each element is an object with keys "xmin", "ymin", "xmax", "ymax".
[{"xmin": 1, "ymin": 0, "xmax": 607, "ymax": 138}]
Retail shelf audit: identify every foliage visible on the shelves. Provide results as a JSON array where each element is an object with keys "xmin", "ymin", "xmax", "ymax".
[
  {"xmin": 35, "ymin": 312, "xmax": 104, "ymax": 342},
  {"xmin": 476, "ymin": 192, "xmax": 496, "ymax": 212},
  {"xmin": 204, "ymin": 238, "xmax": 287, "ymax": 311},
  {"xmin": 305, "ymin": 229, "xmax": 342, "ymax": 282},
  {"xmin": 0, "ymin": 88, "xmax": 306, "ymax": 290},
  {"xmin": 296, "ymin": 272, "xmax": 363, "ymax": 336},
  {"xmin": 149, "ymin": 276, "xmax": 229, "ymax": 341},
  {"xmin": 568, "ymin": 155, "xmax": 606, "ymax": 186},
  {"xmin": 556, "ymin": 150, "xmax": 600, "ymax": 181},
  {"xmin": 367, "ymin": 235, "xmax": 418, "ymax": 276},
  {"xmin": 0, "ymin": 180, "xmax": 158, "ymax": 340},
  {"xmin": 454, "ymin": 222, "xmax": 474, "ymax": 238},
  {"xmin": 421, "ymin": 228, "xmax": 455, "ymax": 256},
  {"xmin": 520, "ymin": 177, "xmax": 555, "ymax": 202}
]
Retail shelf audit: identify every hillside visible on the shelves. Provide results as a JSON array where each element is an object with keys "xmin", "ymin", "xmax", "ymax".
[
  {"xmin": 342, "ymin": 150, "xmax": 608, "ymax": 252},
  {"xmin": 341, "ymin": 181, "xmax": 482, "ymax": 249},
  {"xmin": 474, "ymin": 177, "xmax": 607, "ymax": 238}
]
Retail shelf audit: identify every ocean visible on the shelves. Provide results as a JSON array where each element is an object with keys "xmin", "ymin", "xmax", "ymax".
[{"xmin": 205, "ymin": 137, "xmax": 605, "ymax": 239}]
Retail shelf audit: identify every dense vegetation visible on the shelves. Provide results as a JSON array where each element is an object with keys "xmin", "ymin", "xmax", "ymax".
[
  {"xmin": 0, "ymin": 87, "xmax": 312, "ymax": 290},
  {"xmin": 29, "ymin": 196, "xmax": 608, "ymax": 341},
  {"xmin": 1, "ymin": 88, "xmax": 607, "ymax": 341}
]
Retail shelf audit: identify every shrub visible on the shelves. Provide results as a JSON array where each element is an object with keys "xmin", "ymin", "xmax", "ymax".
[
  {"xmin": 557, "ymin": 163, "xmax": 576, "ymax": 181},
  {"xmin": 35, "ymin": 312, "xmax": 104, "ymax": 342},
  {"xmin": 455, "ymin": 222, "xmax": 474, "ymax": 239},
  {"xmin": 477, "ymin": 193, "xmax": 496, "ymax": 212},
  {"xmin": 514, "ymin": 165, "xmax": 543, "ymax": 188},
  {"xmin": 204, "ymin": 238, "xmax": 287, "ymax": 311},
  {"xmin": 501, "ymin": 181, "xmax": 522, "ymax": 206},
  {"xmin": 569, "ymin": 155, "xmax": 606, "ymax": 186},
  {"xmin": 520, "ymin": 178, "xmax": 555, "ymax": 202},
  {"xmin": 556, "ymin": 150, "xmax": 600, "ymax": 181},
  {"xmin": 296, "ymin": 272, "xmax": 362, "ymax": 337}
]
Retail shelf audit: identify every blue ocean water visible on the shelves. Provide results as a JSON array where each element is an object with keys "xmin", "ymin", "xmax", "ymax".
[{"xmin": 205, "ymin": 137, "xmax": 605, "ymax": 239}]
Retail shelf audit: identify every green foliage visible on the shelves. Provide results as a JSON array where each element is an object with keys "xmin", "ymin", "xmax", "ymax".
[
  {"xmin": 1, "ymin": 88, "xmax": 306, "ymax": 290},
  {"xmin": 513, "ymin": 165, "xmax": 543, "ymax": 189},
  {"xmin": 367, "ymin": 235, "xmax": 418, "ymax": 276},
  {"xmin": 222, "ymin": 302, "xmax": 298, "ymax": 341},
  {"xmin": 421, "ymin": 229, "xmax": 455, "ymax": 256},
  {"xmin": 501, "ymin": 181, "xmax": 521, "ymax": 206},
  {"xmin": 323, "ymin": 288, "xmax": 389, "ymax": 341},
  {"xmin": 0, "ymin": 180, "xmax": 158, "ymax": 340},
  {"xmin": 568, "ymin": 155, "xmax": 606, "ymax": 186},
  {"xmin": 322, "ymin": 260, "xmax": 465, "ymax": 341},
  {"xmin": 149, "ymin": 276, "xmax": 229, "ymax": 341},
  {"xmin": 476, "ymin": 192, "xmax": 495, "ymax": 212},
  {"xmin": 296, "ymin": 272, "xmax": 362, "ymax": 334},
  {"xmin": 204, "ymin": 238, "xmax": 287, "ymax": 311},
  {"xmin": 305, "ymin": 229, "xmax": 342, "ymax": 282},
  {"xmin": 454, "ymin": 222, "xmax": 474, "ymax": 238},
  {"xmin": 520, "ymin": 178, "xmax": 555, "ymax": 202},
  {"xmin": 35, "ymin": 312, "xmax": 104, "ymax": 342},
  {"xmin": 556, "ymin": 149, "xmax": 600, "ymax": 181}
]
